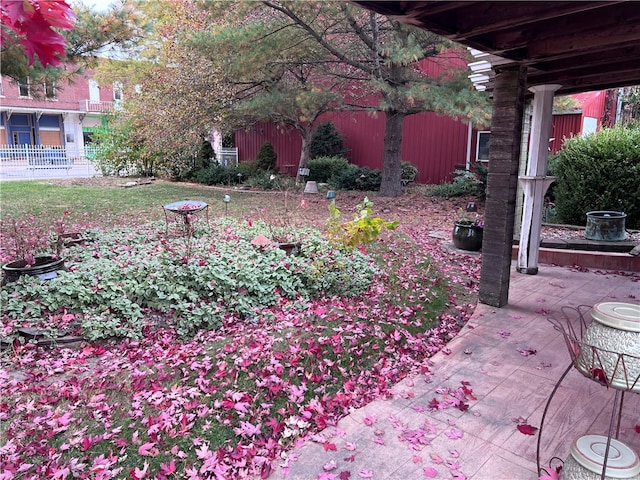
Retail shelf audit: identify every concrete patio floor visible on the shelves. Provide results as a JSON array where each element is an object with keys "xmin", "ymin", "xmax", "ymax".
[{"xmin": 270, "ymin": 263, "xmax": 640, "ymax": 480}]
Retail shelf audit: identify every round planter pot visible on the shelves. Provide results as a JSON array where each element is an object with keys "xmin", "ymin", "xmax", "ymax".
[
  {"xmin": 2, "ymin": 255, "xmax": 66, "ymax": 284},
  {"xmin": 452, "ymin": 223, "xmax": 483, "ymax": 251},
  {"xmin": 585, "ymin": 211, "xmax": 627, "ymax": 241}
]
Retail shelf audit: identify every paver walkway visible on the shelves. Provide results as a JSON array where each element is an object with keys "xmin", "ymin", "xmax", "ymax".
[{"xmin": 270, "ymin": 263, "xmax": 640, "ymax": 480}]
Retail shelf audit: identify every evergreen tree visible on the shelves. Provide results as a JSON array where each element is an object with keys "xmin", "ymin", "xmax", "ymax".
[{"xmin": 310, "ymin": 122, "xmax": 347, "ymax": 159}]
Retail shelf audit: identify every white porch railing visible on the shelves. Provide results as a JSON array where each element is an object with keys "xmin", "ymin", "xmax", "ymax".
[{"xmin": 79, "ymin": 100, "xmax": 114, "ymax": 112}]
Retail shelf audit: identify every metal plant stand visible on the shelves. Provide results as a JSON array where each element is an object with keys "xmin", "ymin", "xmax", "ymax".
[{"xmin": 537, "ymin": 304, "xmax": 640, "ymax": 480}]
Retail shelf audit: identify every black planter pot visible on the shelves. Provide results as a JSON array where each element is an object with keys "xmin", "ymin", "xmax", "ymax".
[
  {"xmin": 276, "ymin": 242, "xmax": 301, "ymax": 256},
  {"xmin": 452, "ymin": 222, "xmax": 483, "ymax": 251},
  {"xmin": 2, "ymin": 255, "xmax": 66, "ymax": 284}
]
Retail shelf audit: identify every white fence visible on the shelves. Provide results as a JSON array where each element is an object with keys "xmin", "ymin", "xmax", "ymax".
[
  {"xmin": 0, "ymin": 145, "xmax": 99, "ymax": 180},
  {"xmin": 218, "ymin": 147, "xmax": 238, "ymax": 167}
]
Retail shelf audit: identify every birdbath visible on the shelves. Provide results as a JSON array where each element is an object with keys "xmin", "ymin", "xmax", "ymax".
[{"xmin": 163, "ymin": 200, "xmax": 209, "ymax": 234}]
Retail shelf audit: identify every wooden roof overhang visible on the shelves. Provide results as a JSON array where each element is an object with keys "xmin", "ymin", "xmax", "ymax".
[{"xmin": 350, "ymin": 1, "xmax": 640, "ymax": 95}]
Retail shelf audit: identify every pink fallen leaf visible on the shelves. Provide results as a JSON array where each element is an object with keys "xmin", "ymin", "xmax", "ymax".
[
  {"xmin": 323, "ymin": 442, "xmax": 337, "ymax": 452},
  {"xmin": 444, "ymin": 428, "xmax": 464, "ymax": 439},
  {"xmin": 138, "ymin": 442, "xmax": 157, "ymax": 456},
  {"xmin": 363, "ymin": 414, "xmax": 377, "ymax": 426},
  {"xmin": 339, "ymin": 472, "xmax": 351, "ymax": 480},
  {"xmin": 343, "ymin": 442, "xmax": 357, "ymax": 451},
  {"xmin": 517, "ymin": 424, "xmax": 538, "ymax": 436},
  {"xmin": 635, "ymin": 424, "xmax": 640, "ymax": 433},
  {"xmin": 430, "ymin": 453, "xmax": 444, "ymax": 464},
  {"xmin": 423, "ymin": 467, "xmax": 438, "ymax": 478},
  {"xmin": 319, "ymin": 473, "xmax": 338, "ymax": 480},
  {"xmin": 413, "ymin": 456, "xmax": 423, "ymax": 464},
  {"xmin": 359, "ymin": 468, "xmax": 374, "ymax": 478},
  {"xmin": 160, "ymin": 459, "xmax": 176, "ymax": 475},
  {"xmin": 324, "ymin": 460, "xmax": 337, "ymax": 471}
]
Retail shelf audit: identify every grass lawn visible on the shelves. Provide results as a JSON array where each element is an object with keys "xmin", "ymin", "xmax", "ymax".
[{"xmin": 0, "ymin": 178, "xmax": 481, "ymax": 479}]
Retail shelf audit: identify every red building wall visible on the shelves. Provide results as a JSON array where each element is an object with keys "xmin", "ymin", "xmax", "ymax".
[
  {"xmin": 549, "ymin": 114, "xmax": 582, "ymax": 154},
  {"xmin": 235, "ymin": 110, "xmax": 472, "ymax": 185}
]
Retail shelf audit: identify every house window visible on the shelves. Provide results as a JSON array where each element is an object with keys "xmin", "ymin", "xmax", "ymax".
[
  {"xmin": 45, "ymin": 79, "xmax": 56, "ymax": 99},
  {"xmin": 89, "ymin": 79, "xmax": 100, "ymax": 103},
  {"xmin": 476, "ymin": 131, "xmax": 490, "ymax": 162},
  {"xmin": 113, "ymin": 81, "xmax": 123, "ymax": 101},
  {"xmin": 18, "ymin": 80, "xmax": 30, "ymax": 97}
]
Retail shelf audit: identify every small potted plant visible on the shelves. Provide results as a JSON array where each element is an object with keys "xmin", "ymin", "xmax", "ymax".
[
  {"xmin": 452, "ymin": 207, "xmax": 484, "ymax": 251},
  {"xmin": 1, "ymin": 214, "xmax": 68, "ymax": 284}
]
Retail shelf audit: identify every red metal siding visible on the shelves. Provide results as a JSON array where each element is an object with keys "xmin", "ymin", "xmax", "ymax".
[
  {"xmin": 550, "ymin": 114, "xmax": 582, "ymax": 153},
  {"xmin": 572, "ymin": 91, "xmax": 606, "ymax": 120},
  {"xmin": 236, "ymin": 111, "xmax": 472, "ymax": 184},
  {"xmin": 235, "ymin": 122, "xmax": 302, "ymax": 174},
  {"xmin": 403, "ymin": 113, "xmax": 470, "ymax": 184}
]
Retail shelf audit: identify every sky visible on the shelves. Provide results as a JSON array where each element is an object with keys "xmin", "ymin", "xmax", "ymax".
[{"xmin": 71, "ymin": 0, "xmax": 119, "ymax": 13}]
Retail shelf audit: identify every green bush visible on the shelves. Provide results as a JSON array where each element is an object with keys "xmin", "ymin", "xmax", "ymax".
[
  {"xmin": 256, "ymin": 142, "xmax": 278, "ymax": 171},
  {"xmin": 192, "ymin": 165, "xmax": 243, "ymax": 186},
  {"xmin": 401, "ymin": 162, "xmax": 418, "ymax": 181},
  {"xmin": 307, "ymin": 156, "xmax": 350, "ymax": 183},
  {"xmin": 236, "ymin": 160, "xmax": 259, "ymax": 180},
  {"xmin": 553, "ymin": 125, "xmax": 640, "ymax": 228},
  {"xmin": 424, "ymin": 167, "xmax": 485, "ymax": 198},
  {"xmin": 248, "ymin": 171, "xmax": 287, "ymax": 190},
  {"xmin": 310, "ymin": 122, "xmax": 347, "ymax": 159},
  {"xmin": 330, "ymin": 165, "xmax": 382, "ymax": 191}
]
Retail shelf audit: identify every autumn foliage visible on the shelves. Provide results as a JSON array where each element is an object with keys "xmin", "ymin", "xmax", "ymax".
[{"xmin": 1, "ymin": 0, "xmax": 75, "ymax": 67}]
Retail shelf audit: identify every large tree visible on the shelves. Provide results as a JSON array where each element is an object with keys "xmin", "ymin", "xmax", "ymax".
[
  {"xmin": 93, "ymin": 0, "xmax": 234, "ymax": 177},
  {"xmin": 190, "ymin": 2, "xmax": 343, "ymax": 180},
  {"xmin": 204, "ymin": 1, "xmax": 488, "ymax": 196}
]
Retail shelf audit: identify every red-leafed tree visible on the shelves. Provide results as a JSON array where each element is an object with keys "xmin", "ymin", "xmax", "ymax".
[
  {"xmin": 1, "ymin": 0, "xmax": 146, "ymax": 97},
  {"xmin": 1, "ymin": 0, "xmax": 76, "ymax": 67}
]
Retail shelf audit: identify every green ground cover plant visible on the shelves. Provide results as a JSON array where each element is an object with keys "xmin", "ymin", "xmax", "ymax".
[{"xmin": 0, "ymin": 180, "xmax": 480, "ymax": 479}]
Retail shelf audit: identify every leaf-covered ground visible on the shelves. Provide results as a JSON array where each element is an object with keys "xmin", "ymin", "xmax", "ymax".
[{"xmin": 1, "ymin": 187, "xmax": 483, "ymax": 479}]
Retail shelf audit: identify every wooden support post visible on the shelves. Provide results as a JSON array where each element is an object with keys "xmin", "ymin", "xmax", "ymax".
[{"xmin": 479, "ymin": 65, "xmax": 527, "ymax": 308}]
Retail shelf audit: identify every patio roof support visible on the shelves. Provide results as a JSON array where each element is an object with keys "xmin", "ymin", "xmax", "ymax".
[
  {"xmin": 479, "ymin": 65, "xmax": 527, "ymax": 307},
  {"xmin": 517, "ymin": 84, "xmax": 562, "ymax": 275}
]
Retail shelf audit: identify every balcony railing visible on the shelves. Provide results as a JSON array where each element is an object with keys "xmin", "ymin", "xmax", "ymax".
[{"xmin": 79, "ymin": 100, "xmax": 114, "ymax": 112}]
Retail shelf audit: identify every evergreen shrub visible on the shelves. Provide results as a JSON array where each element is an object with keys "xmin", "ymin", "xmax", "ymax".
[
  {"xmin": 553, "ymin": 124, "xmax": 640, "ymax": 228},
  {"xmin": 424, "ymin": 166, "xmax": 486, "ymax": 198},
  {"xmin": 310, "ymin": 122, "xmax": 347, "ymax": 159},
  {"xmin": 307, "ymin": 156, "xmax": 350, "ymax": 183},
  {"xmin": 330, "ymin": 165, "xmax": 382, "ymax": 191},
  {"xmin": 256, "ymin": 142, "xmax": 278, "ymax": 171}
]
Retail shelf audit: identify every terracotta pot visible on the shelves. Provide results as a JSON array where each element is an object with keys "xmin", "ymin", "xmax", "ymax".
[
  {"xmin": 2, "ymin": 255, "xmax": 66, "ymax": 284},
  {"xmin": 452, "ymin": 222, "xmax": 483, "ymax": 251}
]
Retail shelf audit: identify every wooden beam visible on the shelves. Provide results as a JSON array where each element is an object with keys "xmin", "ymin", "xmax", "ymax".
[
  {"xmin": 529, "ymin": 63, "xmax": 640, "ymax": 87},
  {"xmin": 448, "ymin": 1, "xmax": 622, "ymax": 42},
  {"xmin": 484, "ymin": 3, "xmax": 640, "ymax": 58}
]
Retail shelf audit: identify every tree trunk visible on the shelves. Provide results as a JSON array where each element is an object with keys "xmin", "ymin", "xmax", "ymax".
[
  {"xmin": 296, "ymin": 126, "xmax": 313, "ymax": 182},
  {"xmin": 378, "ymin": 110, "xmax": 405, "ymax": 197}
]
